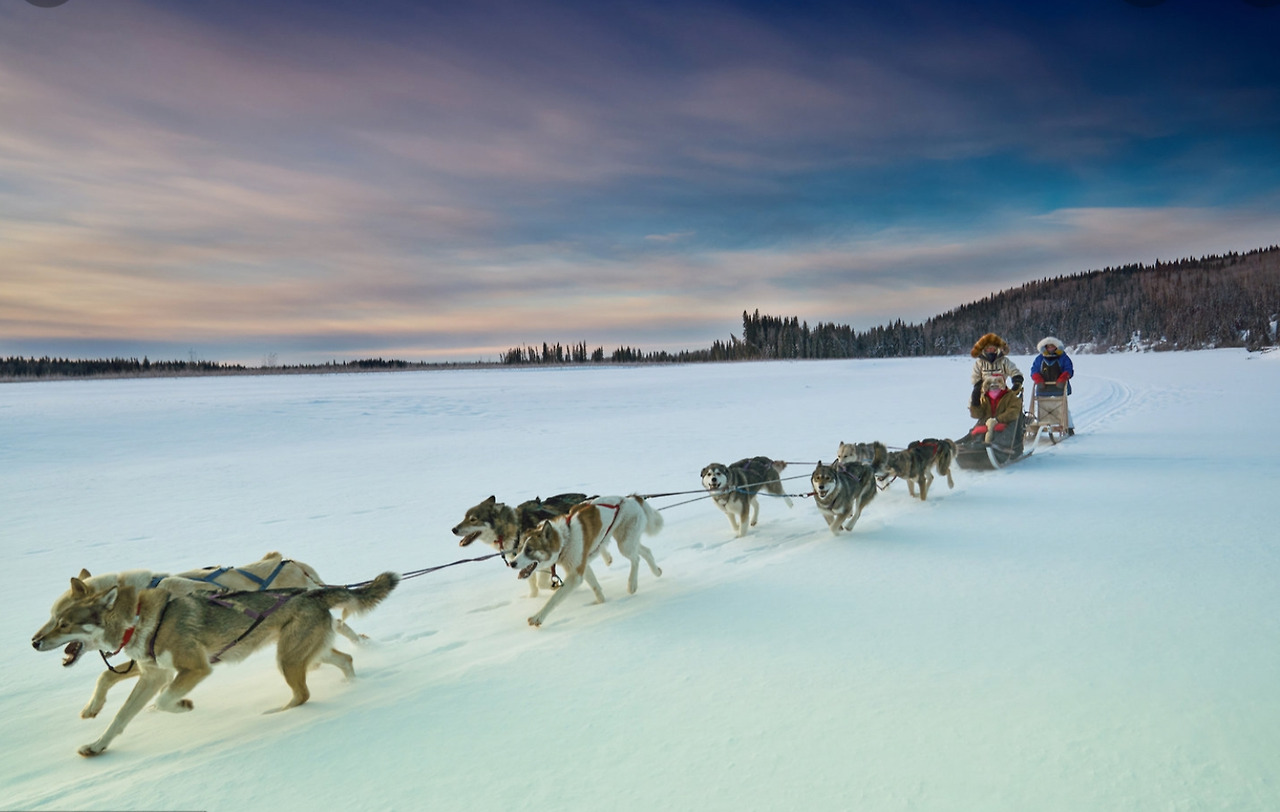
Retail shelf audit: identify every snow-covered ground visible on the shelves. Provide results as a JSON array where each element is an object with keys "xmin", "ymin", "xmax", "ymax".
[{"xmin": 3, "ymin": 349, "xmax": 1278, "ymax": 811}]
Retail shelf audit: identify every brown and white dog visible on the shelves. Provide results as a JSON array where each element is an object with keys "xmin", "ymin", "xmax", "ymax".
[
  {"xmin": 32, "ymin": 571, "xmax": 398, "ymax": 756},
  {"xmin": 35, "ymin": 552, "xmax": 364, "ymax": 722},
  {"xmin": 504, "ymin": 495, "xmax": 663, "ymax": 627},
  {"xmin": 880, "ymin": 439, "xmax": 958, "ymax": 500},
  {"xmin": 450, "ymin": 493, "xmax": 598, "ymax": 596}
]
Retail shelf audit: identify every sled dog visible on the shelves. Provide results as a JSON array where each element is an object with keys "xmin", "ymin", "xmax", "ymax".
[
  {"xmin": 810, "ymin": 461, "xmax": 877, "ymax": 534},
  {"xmin": 38, "ymin": 552, "xmax": 365, "ymax": 721},
  {"xmin": 32, "ymin": 572, "xmax": 399, "ymax": 756},
  {"xmin": 505, "ymin": 495, "xmax": 663, "ymax": 627},
  {"xmin": 881, "ymin": 438, "xmax": 958, "ymax": 501},
  {"xmin": 700, "ymin": 456, "xmax": 794, "ymax": 537},
  {"xmin": 451, "ymin": 493, "xmax": 598, "ymax": 596},
  {"xmin": 836, "ymin": 441, "xmax": 888, "ymax": 473}
]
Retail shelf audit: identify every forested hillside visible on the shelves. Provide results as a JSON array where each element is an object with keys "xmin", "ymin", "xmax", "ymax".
[{"xmin": 739, "ymin": 245, "xmax": 1280, "ymax": 359}]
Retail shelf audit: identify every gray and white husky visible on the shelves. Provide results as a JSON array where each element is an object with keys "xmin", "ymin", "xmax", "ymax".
[
  {"xmin": 700, "ymin": 456, "xmax": 794, "ymax": 537},
  {"xmin": 37, "ymin": 552, "xmax": 364, "ymax": 722},
  {"xmin": 33, "ymin": 571, "xmax": 398, "ymax": 756},
  {"xmin": 836, "ymin": 441, "xmax": 888, "ymax": 473},
  {"xmin": 450, "ymin": 493, "xmax": 597, "ymax": 595},
  {"xmin": 810, "ymin": 461, "xmax": 877, "ymax": 534}
]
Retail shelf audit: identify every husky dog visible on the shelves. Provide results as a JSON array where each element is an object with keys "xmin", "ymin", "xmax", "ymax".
[
  {"xmin": 836, "ymin": 441, "xmax": 888, "ymax": 474},
  {"xmin": 810, "ymin": 461, "xmax": 877, "ymax": 534},
  {"xmin": 880, "ymin": 438, "xmax": 958, "ymax": 501},
  {"xmin": 33, "ymin": 572, "xmax": 399, "ymax": 756},
  {"xmin": 505, "ymin": 495, "xmax": 663, "ymax": 627},
  {"xmin": 451, "ymin": 493, "xmax": 598, "ymax": 596},
  {"xmin": 700, "ymin": 457, "xmax": 794, "ymax": 537},
  {"xmin": 47, "ymin": 552, "xmax": 365, "ymax": 721}
]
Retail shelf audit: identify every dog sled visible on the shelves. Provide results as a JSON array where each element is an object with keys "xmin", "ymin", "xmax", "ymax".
[
  {"xmin": 954, "ymin": 411, "xmax": 1029, "ymax": 470},
  {"xmin": 1023, "ymin": 382, "xmax": 1072, "ymax": 446}
]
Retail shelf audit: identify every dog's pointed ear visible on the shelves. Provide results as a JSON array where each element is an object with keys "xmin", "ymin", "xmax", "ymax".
[
  {"xmin": 484, "ymin": 495, "xmax": 496, "ymax": 506},
  {"xmin": 71, "ymin": 576, "xmax": 89, "ymax": 596},
  {"xmin": 99, "ymin": 585, "xmax": 119, "ymax": 610},
  {"xmin": 79, "ymin": 568, "xmax": 92, "ymax": 580}
]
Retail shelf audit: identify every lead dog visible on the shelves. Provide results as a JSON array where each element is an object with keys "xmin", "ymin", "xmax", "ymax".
[
  {"xmin": 54, "ymin": 553, "xmax": 363, "ymax": 720},
  {"xmin": 811, "ymin": 460, "xmax": 877, "ymax": 534},
  {"xmin": 504, "ymin": 495, "xmax": 663, "ymax": 627},
  {"xmin": 41, "ymin": 552, "xmax": 363, "ymax": 721},
  {"xmin": 450, "ymin": 493, "xmax": 599, "ymax": 596},
  {"xmin": 880, "ymin": 438, "xmax": 958, "ymax": 501},
  {"xmin": 700, "ymin": 456, "xmax": 794, "ymax": 537},
  {"xmin": 33, "ymin": 572, "xmax": 399, "ymax": 756}
]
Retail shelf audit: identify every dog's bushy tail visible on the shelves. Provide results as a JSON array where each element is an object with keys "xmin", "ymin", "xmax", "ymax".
[
  {"xmin": 316, "ymin": 572, "xmax": 400, "ymax": 616},
  {"xmin": 635, "ymin": 495, "xmax": 664, "ymax": 535}
]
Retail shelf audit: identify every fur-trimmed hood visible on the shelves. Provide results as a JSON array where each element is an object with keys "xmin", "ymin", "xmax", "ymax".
[
  {"xmin": 970, "ymin": 333, "xmax": 1009, "ymax": 358},
  {"xmin": 1037, "ymin": 336, "xmax": 1065, "ymax": 356}
]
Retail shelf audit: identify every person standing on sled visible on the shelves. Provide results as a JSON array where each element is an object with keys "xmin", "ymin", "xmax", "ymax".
[
  {"xmin": 969, "ymin": 333, "xmax": 1023, "ymax": 410},
  {"xmin": 1030, "ymin": 336, "xmax": 1075, "ymax": 435}
]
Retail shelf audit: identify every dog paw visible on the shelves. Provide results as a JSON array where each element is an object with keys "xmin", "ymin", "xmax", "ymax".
[
  {"xmin": 78, "ymin": 742, "xmax": 107, "ymax": 757},
  {"xmin": 527, "ymin": 616, "xmax": 543, "ymax": 627},
  {"xmin": 80, "ymin": 704, "xmax": 102, "ymax": 719}
]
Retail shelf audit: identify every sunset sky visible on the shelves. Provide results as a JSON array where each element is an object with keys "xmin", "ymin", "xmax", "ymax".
[{"xmin": 3, "ymin": 0, "xmax": 1279, "ymax": 365}]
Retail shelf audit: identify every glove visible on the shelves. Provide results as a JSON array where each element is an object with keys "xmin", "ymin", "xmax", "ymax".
[
  {"xmin": 970, "ymin": 381, "xmax": 982, "ymax": 408},
  {"xmin": 994, "ymin": 422, "xmax": 1007, "ymax": 432},
  {"xmin": 1056, "ymin": 373, "xmax": 1070, "ymax": 383},
  {"xmin": 1031, "ymin": 373, "xmax": 1044, "ymax": 384},
  {"xmin": 970, "ymin": 425, "xmax": 987, "ymax": 436},
  {"xmin": 1011, "ymin": 375, "xmax": 1023, "ymax": 389}
]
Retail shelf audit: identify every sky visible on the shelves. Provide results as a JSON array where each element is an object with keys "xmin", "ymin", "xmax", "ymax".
[{"xmin": 2, "ymin": 0, "xmax": 1279, "ymax": 365}]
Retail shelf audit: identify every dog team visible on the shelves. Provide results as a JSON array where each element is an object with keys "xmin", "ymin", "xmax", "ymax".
[{"xmin": 33, "ymin": 436, "xmax": 955, "ymax": 757}]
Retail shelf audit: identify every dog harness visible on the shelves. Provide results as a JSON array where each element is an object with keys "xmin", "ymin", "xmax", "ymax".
[
  {"xmin": 206, "ymin": 590, "xmax": 298, "ymax": 663},
  {"xmin": 99, "ymin": 598, "xmax": 149, "ymax": 673},
  {"xmin": 146, "ymin": 558, "xmax": 295, "ymax": 592},
  {"xmin": 546, "ymin": 502, "xmax": 624, "ymax": 585}
]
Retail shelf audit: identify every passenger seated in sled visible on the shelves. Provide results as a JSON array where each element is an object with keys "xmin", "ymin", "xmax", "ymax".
[
  {"xmin": 1030, "ymin": 336, "xmax": 1074, "ymax": 435},
  {"xmin": 966, "ymin": 373, "xmax": 1024, "ymax": 443}
]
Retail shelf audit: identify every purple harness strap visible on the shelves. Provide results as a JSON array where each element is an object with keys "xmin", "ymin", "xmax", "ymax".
[{"xmin": 207, "ymin": 591, "xmax": 295, "ymax": 663}]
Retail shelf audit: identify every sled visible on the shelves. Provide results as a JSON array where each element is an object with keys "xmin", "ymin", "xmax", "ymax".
[
  {"xmin": 1024, "ymin": 382, "xmax": 1072, "ymax": 446},
  {"xmin": 954, "ymin": 411, "xmax": 1030, "ymax": 471}
]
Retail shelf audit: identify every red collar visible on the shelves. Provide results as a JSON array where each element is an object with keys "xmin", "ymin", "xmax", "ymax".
[{"xmin": 105, "ymin": 600, "xmax": 142, "ymax": 657}]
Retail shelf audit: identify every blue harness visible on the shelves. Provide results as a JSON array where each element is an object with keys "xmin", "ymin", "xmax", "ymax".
[{"xmin": 149, "ymin": 558, "xmax": 292, "ymax": 591}]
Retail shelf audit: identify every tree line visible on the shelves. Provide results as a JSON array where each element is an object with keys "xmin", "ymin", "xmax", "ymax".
[
  {"xmin": 502, "ymin": 244, "xmax": 1280, "ymax": 363},
  {"xmin": 6, "ymin": 245, "xmax": 1277, "ymax": 379}
]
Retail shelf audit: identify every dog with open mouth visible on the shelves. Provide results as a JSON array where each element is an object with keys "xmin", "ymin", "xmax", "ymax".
[
  {"xmin": 34, "ymin": 551, "xmax": 365, "ymax": 722},
  {"xmin": 503, "ymin": 495, "xmax": 663, "ymax": 627},
  {"xmin": 450, "ymin": 493, "xmax": 595, "ymax": 596},
  {"xmin": 811, "ymin": 460, "xmax": 878, "ymax": 534},
  {"xmin": 700, "ymin": 456, "xmax": 794, "ymax": 537},
  {"xmin": 33, "ymin": 571, "xmax": 398, "ymax": 756}
]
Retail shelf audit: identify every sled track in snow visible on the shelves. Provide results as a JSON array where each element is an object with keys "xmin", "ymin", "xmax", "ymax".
[{"xmin": 1068, "ymin": 375, "xmax": 1135, "ymax": 435}]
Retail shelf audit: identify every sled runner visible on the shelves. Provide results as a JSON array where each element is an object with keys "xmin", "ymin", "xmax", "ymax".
[
  {"xmin": 1024, "ymin": 382, "xmax": 1072, "ymax": 446},
  {"xmin": 954, "ymin": 411, "xmax": 1030, "ymax": 470}
]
